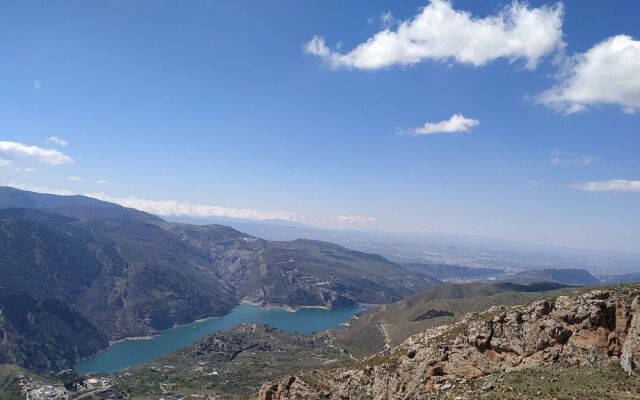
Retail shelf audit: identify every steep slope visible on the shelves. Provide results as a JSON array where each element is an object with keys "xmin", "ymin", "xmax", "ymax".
[
  {"xmin": 172, "ymin": 223, "xmax": 437, "ymax": 308},
  {"xmin": 0, "ymin": 187, "xmax": 435, "ymax": 371},
  {"xmin": 0, "ymin": 209, "xmax": 236, "ymax": 340},
  {"xmin": 0, "ymin": 210, "xmax": 102, "ymax": 300},
  {"xmin": 259, "ymin": 285, "xmax": 640, "ymax": 400},
  {"xmin": 332, "ymin": 282, "xmax": 571, "ymax": 357},
  {"xmin": 70, "ymin": 217, "xmax": 237, "ymax": 336},
  {"xmin": 0, "ymin": 289, "xmax": 107, "ymax": 372}
]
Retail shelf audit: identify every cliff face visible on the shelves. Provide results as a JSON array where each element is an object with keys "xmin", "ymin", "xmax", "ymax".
[
  {"xmin": 258, "ymin": 286, "xmax": 640, "ymax": 400},
  {"xmin": 0, "ymin": 289, "xmax": 108, "ymax": 372},
  {"xmin": 172, "ymin": 224, "xmax": 435, "ymax": 309}
]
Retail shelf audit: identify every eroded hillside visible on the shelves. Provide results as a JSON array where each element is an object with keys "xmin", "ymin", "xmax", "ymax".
[{"xmin": 259, "ymin": 285, "xmax": 640, "ymax": 399}]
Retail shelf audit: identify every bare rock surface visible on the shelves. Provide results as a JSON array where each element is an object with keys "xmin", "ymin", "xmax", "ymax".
[{"xmin": 258, "ymin": 285, "xmax": 640, "ymax": 400}]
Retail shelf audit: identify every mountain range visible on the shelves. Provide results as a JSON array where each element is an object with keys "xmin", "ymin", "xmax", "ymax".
[
  {"xmin": 1, "ymin": 184, "xmax": 638, "ymax": 389},
  {"xmin": 0, "ymin": 186, "xmax": 435, "ymax": 371}
]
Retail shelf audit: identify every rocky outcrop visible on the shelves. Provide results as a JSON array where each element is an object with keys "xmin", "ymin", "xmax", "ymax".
[
  {"xmin": 621, "ymin": 296, "xmax": 640, "ymax": 374},
  {"xmin": 258, "ymin": 286, "xmax": 640, "ymax": 400}
]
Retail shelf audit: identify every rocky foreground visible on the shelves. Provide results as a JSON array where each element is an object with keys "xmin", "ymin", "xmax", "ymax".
[{"xmin": 258, "ymin": 285, "xmax": 640, "ymax": 399}]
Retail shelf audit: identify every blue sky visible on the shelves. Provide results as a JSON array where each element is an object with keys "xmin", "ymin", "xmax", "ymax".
[{"xmin": 0, "ymin": 0, "xmax": 638, "ymax": 252}]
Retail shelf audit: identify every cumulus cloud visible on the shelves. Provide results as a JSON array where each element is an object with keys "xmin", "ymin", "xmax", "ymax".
[
  {"xmin": 570, "ymin": 179, "xmax": 640, "ymax": 193},
  {"xmin": 305, "ymin": 0, "xmax": 564, "ymax": 70},
  {"xmin": 67, "ymin": 176, "xmax": 83, "ymax": 182},
  {"xmin": 85, "ymin": 192, "xmax": 299, "ymax": 221},
  {"xmin": 549, "ymin": 151, "xmax": 596, "ymax": 166},
  {"xmin": 539, "ymin": 35, "xmax": 640, "ymax": 113},
  {"xmin": 407, "ymin": 113, "xmax": 479, "ymax": 135},
  {"xmin": 47, "ymin": 136, "xmax": 68, "ymax": 147},
  {"xmin": 0, "ymin": 140, "xmax": 73, "ymax": 165}
]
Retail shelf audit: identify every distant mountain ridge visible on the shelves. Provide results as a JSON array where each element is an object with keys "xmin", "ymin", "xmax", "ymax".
[
  {"xmin": 166, "ymin": 214, "xmax": 640, "ymax": 274},
  {"xmin": 0, "ymin": 186, "xmax": 161, "ymax": 223},
  {"xmin": 501, "ymin": 268, "xmax": 599, "ymax": 286},
  {"xmin": 0, "ymin": 186, "xmax": 436, "ymax": 371},
  {"xmin": 403, "ymin": 263, "xmax": 505, "ymax": 281}
]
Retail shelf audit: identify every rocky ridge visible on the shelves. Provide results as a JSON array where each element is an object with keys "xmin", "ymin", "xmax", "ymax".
[{"xmin": 258, "ymin": 285, "xmax": 640, "ymax": 399}]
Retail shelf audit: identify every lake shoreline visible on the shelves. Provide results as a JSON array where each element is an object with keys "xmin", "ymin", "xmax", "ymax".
[
  {"xmin": 102, "ymin": 303, "xmax": 332, "ymax": 349},
  {"xmin": 240, "ymin": 299, "xmax": 331, "ymax": 312},
  {"xmin": 75, "ymin": 304, "xmax": 364, "ymax": 374},
  {"xmin": 108, "ymin": 335, "xmax": 158, "ymax": 346}
]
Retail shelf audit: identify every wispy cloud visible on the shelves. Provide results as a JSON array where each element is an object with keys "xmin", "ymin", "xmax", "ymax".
[
  {"xmin": 7, "ymin": 182, "xmax": 73, "ymax": 196},
  {"xmin": 33, "ymin": 80, "xmax": 41, "ymax": 90},
  {"xmin": 549, "ymin": 151, "xmax": 596, "ymax": 166},
  {"xmin": 0, "ymin": 140, "xmax": 74, "ymax": 165},
  {"xmin": 325, "ymin": 214, "xmax": 377, "ymax": 225},
  {"xmin": 0, "ymin": 158, "xmax": 10, "ymax": 167},
  {"xmin": 528, "ymin": 180, "xmax": 541, "ymax": 187},
  {"xmin": 47, "ymin": 136, "xmax": 68, "ymax": 147},
  {"xmin": 67, "ymin": 176, "xmax": 83, "ymax": 182},
  {"xmin": 379, "ymin": 11, "xmax": 395, "ymax": 29},
  {"xmin": 12, "ymin": 167, "xmax": 37, "ymax": 172},
  {"xmin": 7, "ymin": 183, "xmax": 294, "ymax": 220},
  {"xmin": 406, "ymin": 114, "xmax": 479, "ymax": 135},
  {"xmin": 570, "ymin": 179, "xmax": 640, "ymax": 193},
  {"xmin": 6, "ymin": 183, "xmax": 377, "ymax": 227},
  {"xmin": 85, "ymin": 192, "xmax": 299, "ymax": 221},
  {"xmin": 97, "ymin": 179, "xmax": 107, "ymax": 184},
  {"xmin": 538, "ymin": 35, "xmax": 640, "ymax": 113},
  {"xmin": 305, "ymin": 0, "xmax": 564, "ymax": 70}
]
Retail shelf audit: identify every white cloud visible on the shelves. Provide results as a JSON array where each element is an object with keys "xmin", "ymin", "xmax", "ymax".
[
  {"xmin": 67, "ymin": 176, "xmax": 83, "ymax": 181},
  {"xmin": 85, "ymin": 192, "xmax": 299, "ymax": 221},
  {"xmin": 0, "ymin": 140, "xmax": 74, "ymax": 165},
  {"xmin": 528, "ymin": 180, "xmax": 541, "ymax": 187},
  {"xmin": 97, "ymin": 179, "xmax": 107, "ymax": 184},
  {"xmin": 47, "ymin": 136, "xmax": 68, "ymax": 147},
  {"xmin": 328, "ymin": 215, "xmax": 377, "ymax": 225},
  {"xmin": 539, "ymin": 35, "xmax": 640, "ymax": 113},
  {"xmin": 6, "ymin": 182, "xmax": 73, "ymax": 196},
  {"xmin": 5, "ymin": 183, "xmax": 377, "ymax": 228},
  {"xmin": 305, "ymin": 0, "xmax": 564, "ymax": 70},
  {"xmin": 549, "ymin": 151, "xmax": 596, "ymax": 166},
  {"xmin": 33, "ymin": 80, "xmax": 41, "ymax": 90},
  {"xmin": 570, "ymin": 179, "xmax": 640, "ymax": 193},
  {"xmin": 408, "ymin": 113, "xmax": 479, "ymax": 135},
  {"xmin": 380, "ymin": 11, "xmax": 395, "ymax": 29}
]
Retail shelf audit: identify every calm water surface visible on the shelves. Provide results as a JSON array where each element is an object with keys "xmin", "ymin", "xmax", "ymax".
[{"xmin": 74, "ymin": 304, "xmax": 363, "ymax": 374}]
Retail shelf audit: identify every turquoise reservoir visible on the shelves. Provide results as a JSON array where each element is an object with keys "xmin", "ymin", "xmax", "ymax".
[{"xmin": 74, "ymin": 304, "xmax": 363, "ymax": 374}]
